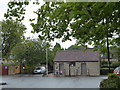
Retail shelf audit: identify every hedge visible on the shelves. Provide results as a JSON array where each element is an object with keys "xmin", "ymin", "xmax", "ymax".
[
  {"xmin": 101, "ymin": 61, "xmax": 120, "ymax": 68},
  {"xmin": 100, "ymin": 68, "xmax": 114, "ymax": 75},
  {"xmin": 100, "ymin": 73, "xmax": 120, "ymax": 88}
]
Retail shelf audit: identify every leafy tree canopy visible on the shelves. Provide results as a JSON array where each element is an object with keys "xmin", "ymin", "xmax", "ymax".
[
  {"xmin": 1, "ymin": 19, "xmax": 26, "ymax": 58},
  {"xmin": 68, "ymin": 44, "xmax": 87, "ymax": 50},
  {"xmin": 5, "ymin": 2, "xmax": 120, "ymax": 51},
  {"xmin": 10, "ymin": 39, "xmax": 46, "ymax": 67},
  {"xmin": 33, "ymin": 2, "xmax": 120, "ymax": 48},
  {"xmin": 53, "ymin": 43, "xmax": 62, "ymax": 51}
]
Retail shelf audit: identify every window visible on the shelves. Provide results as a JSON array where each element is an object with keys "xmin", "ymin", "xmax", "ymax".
[{"xmin": 70, "ymin": 62, "xmax": 75, "ymax": 66}]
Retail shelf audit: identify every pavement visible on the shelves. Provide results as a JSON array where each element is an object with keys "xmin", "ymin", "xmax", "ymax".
[{"xmin": 0, "ymin": 75, "xmax": 108, "ymax": 88}]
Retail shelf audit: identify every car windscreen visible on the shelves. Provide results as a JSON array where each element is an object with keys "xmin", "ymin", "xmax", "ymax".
[{"xmin": 36, "ymin": 67, "xmax": 41, "ymax": 70}]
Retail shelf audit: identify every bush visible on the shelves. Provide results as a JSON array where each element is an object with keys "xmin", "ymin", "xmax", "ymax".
[
  {"xmin": 100, "ymin": 68, "xmax": 114, "ymax": 75},
  {"xmin": 111, "ymin": 62, "xmax": 120, "ymax": 68},
  {"xmin": 101, "ymin": 61, "xmax": 120, "ymax": 68},
  {"xmin": 101, "ymin": 64, "xmax": 109, "ymax": 68},
  {"xmin": 108, "ymin": 73, "xmax": 119, "ymax": 79},
  {"xmin": 100, "ymin": 79, "xmax": 117, "ymax": 88},
  {"xmin": 23, "ymin": 65, "xmax": 34, "ymax": 74},
  {"xmin": 100, "ymin": 73, "xmax": 120, "ymax": 88},
  {"xmin": 101, "ymin": 60, "xmax": 108, "ymax": 65}
]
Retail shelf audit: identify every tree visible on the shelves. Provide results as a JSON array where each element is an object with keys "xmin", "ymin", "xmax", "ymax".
[
  {"xmin": 5, "ymin": 1, "xmax": 120, "ymax": 72},
  {"xmin": 5, "ymin": 2, "xmax": 120, "ymax": 47},
  {"xmin": 53, "ymin": 43, "xmax": 62, "ymax": 52},
  {"xmin": 1, "ymin": 20, "xmax": 26, "ymax": 58},
  {"xmin": 32, "ymin": 2, "xmax": 120, "ymax": 47},
  {"xmin": 68, "ymin": 44, "xmax": 87, "ymax": 50},
  {"xmin": 4, "ymin": 1, "xmax": 29, "ymax": 22},
  {"xmin": 32, "ymin": 2, "xmax": 119, "ymax": 73},
  {"xmin": 11, "ymin": 39, "xmax": 46, "ymax": 73},
  {"xmin": 11, "ymin": 39, "xmax": 46, "ymax": 66},
  {"xmin": 47, "ymin": 43, "xmax": 63, "ymax": 69}
]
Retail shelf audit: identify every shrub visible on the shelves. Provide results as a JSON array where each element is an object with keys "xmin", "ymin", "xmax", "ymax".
[
  {"xmin": 101, "ymin": 60, "xmax": 108, "ymax": 65},
  {"xmin": 100, "ymin": 73, "xmax": 120, "ymax": 88},
  {"xmin": 23, "ymin": 65, "xmax": 34, "ymax": 74},
  {"xmin": 111, "ymin": 62, "xmax": 120, "ymax": 68},
  {"xmin": 100, "ymin": 68, "xmax": 114, "ymax": 75},
  {"xmin": 100, "ymin": 78, "xmax": 120, "ymax": 88},
  {"xmin": 101, "ymin": 64, "xmax": 109, "ymax": 68},
  {"xmin": 108, "ymin": 73, "xmax": 119, "ymax": 79}
]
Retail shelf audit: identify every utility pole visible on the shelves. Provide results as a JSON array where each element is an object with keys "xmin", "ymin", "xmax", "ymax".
[{"xmin": 46, "ymin": 47, "xmax": 48, "ymax": 76}]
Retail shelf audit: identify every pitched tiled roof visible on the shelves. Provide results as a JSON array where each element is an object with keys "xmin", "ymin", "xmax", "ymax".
[{"xmin": 54, "ymin": 49, "xmax": 100, "ymax": 62}]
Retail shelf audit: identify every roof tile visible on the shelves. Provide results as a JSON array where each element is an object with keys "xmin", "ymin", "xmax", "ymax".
[{"xmin": 54, "ymin": 49, "xmax": 100, "ymax": 62}]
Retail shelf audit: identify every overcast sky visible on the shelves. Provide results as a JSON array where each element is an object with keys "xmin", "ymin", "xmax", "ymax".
[{"xmin": 0, "ymin": 0, "xmax": 82, "ymax": 49}]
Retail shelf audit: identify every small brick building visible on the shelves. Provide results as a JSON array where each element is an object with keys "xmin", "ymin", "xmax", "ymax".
[{"xmin": 54, "ymin": 49, "xmax": 100, "ymax": 76}]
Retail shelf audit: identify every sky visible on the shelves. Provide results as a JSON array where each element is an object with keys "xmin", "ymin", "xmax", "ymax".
[{"xmin": 0, "ymin": 0, "xmax": 77, "ymax": 49}]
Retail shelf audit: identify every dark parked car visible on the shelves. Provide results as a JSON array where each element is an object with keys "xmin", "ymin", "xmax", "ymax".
[{"xmin": 113, "ymin": 66, "xmax": 120, "ymax": 77}]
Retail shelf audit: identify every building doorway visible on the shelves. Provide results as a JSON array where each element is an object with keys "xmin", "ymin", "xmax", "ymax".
[{"xmin": 81, "ymin": 63, "xmax": 87, "ymax": 75}]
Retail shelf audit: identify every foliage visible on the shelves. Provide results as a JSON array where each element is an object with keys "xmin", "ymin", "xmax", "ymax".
[
  {"xmin": 11, "ymin": 39, "xmax": 46, "ymax": 68},
  {"xmin": 31, "ymin": 2, "xmax": 120, "ymax": 50},
  {"xmin": 108, "ymin": 73, "xmax": 119, "ymax": 79},
  {"xmin": 111, "ymin": 62, "xmax": 120, "ymax": 68},
  {"xmin": 44, "ymin": 43, "xmax": 64, "ymax": 71},
  {"xmin": 1, "ymin": 20, "xmax": 26, "ymax": 58},
  {"xmin": 115, "ymin": 47, "xmax": 120, "ymax": 62},
  {"xmin": 5, "ymin": 2, "xmax": 120, "ymax": 45},
  {"xmin": 101, "ymin": 64, "xmax": 108, "ymax": 68},
  {"xmin": 53, "ymin": 43, "xmax": 63, "ymax": 52},
  {"xmin": 100, "ymin": 74, "xmax": 120, "ymax": 88},
  {"xmin": 5, "ymin": 2, "xmax": 120, "ymax": 55},
  {"xmin": 100, "ymin": 79, "xmax": 119, "ymax": 88},
  {"xmin": 68, "ymin": 44, "xmax": 87, "ymax": 50},
  {"xmin": 48, "ymin": 43, "xmax": 63, "ymax": 69},
  {"xmin": 10, "ymin": 38, "xmax": 61, "ymax": 72},
  {"xmin": 101, "ymin": 60, "xmax": 108, "ymax": 65},
  {"xmin": 100, "ymin": 61, "xmax": 120, "ymax": 75},
  {"xmin": 24, "ymin": 65, "xmax": 34, "ymax": 74},
  {"xmin": 4, "ymin": 1, "xmax": 41, "ymax": 22},
  {"xmin": 4, "ymin": 1, "xmax": 120, "ymax": 73},
  {"xmin": 47, "ymin": 50, "xmax": 54, "ymax": 68},
  {"xmin": 2, "ymin": 62, "xmax": 19, "ymax": 66},
  {"xmin": 101, "ymin": 61, "xmax": 120, "ymax": 68},
  {"xmin": 100, "ymin": 68, "xmax": 114, "ymax": 75},
  {"xmin": 4, "ymin": 1, "xmax": 29, "ymax": 22}
]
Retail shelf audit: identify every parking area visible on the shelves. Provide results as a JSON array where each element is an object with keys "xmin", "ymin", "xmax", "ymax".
[{"xmin": 1, "ymin": 75, "xmax": 107, "ymax": 88}]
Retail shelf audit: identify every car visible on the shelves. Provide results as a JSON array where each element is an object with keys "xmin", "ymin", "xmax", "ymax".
[
  {"xmin": 113, "ymin": 66, "xmax": 120, "ymax": 77},
  {"xmin": 33, "ymin": 66, "xmax": 46, "ymax": 74}
]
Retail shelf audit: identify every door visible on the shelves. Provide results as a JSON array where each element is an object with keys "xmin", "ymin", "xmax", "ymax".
[
  {"xmin": 2, "ymin": 66, "xmax": 8, "ymax": 75},
  {"xmin": 81, "ymin": 63, "xmax": 87, "ymax": 75},
  {"xmin": 59, "ymin": 63, "xmax": 64, "ymax": 75}
]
